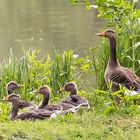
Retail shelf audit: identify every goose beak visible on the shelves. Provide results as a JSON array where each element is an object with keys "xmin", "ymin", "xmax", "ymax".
[
  {"xmin": 17, "ymin": 84, "xmax": 23, "ymax": 88},
  {"xmin": 96, "ymin": 31, "xmax": 105, "ymax": 37},
  {"xmin": 60, "ymin": 87, "xmax": 65, "ymax": 92},
  {"xmin": 32, "ymin": 89, "xmax": 39, "ymax": 94},
  {"xmin": 2, "ymin": 96, "xmax": 9, "ymax": 101}
]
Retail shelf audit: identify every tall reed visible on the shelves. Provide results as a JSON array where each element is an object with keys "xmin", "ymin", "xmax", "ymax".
[
  {"xmin": 0, "ymin": 49, "xmax": 76, "ymax": 99},
  {"xmin": 50, "ymin": 50, "xmax": 75, "ymax": 93}
]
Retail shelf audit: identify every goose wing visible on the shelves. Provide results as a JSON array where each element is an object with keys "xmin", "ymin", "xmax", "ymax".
[
  {"xmin": 71, "ymin": 95, "xmax": 90, "ymax": 107},
  {"xmin": 16, "ymin": 109, "xmax": 53, "ymax": 120},
  {"xmin": 43, "ymin": 104, "xmax": 63, "ymax": 111},
  {"xmin": 109, "ymin": 67, "xmax": 140, "ymax": 90},
  {"xmin": 60, "ymin": 97, "xmax": 73, "ymax": 105},
  {"xmin": 19, "ymin": 101, "xmax": 36, "ymax": 110},
  {"xmin": 61, "ymin": 95, "xmax": 89, "ymax": 107}
]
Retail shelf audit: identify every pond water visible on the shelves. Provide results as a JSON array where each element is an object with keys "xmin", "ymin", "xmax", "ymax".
[{"xmin": 0, "ymin": 0, "xmax": 104, "ymax": 60}]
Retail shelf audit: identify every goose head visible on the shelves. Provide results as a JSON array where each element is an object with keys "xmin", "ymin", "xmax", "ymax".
[
  {"xmin": 3, "ymin": 93, "xmax": 21, "ymax": 120},
  {"xmin": 33, "ymin": 85, "xmax": 51, "ymax": 109},
  {"xmin": 6, "ymin": 81, "xmax": 23, "ymax": 94},
  {"xmin": 3, "ymin": 93, "xmax": 21, "ymax": 104},
  {"xmin": 97, "ymin": 29, "xmax": 116, "ymax": 39},
  {"xmin": 33, "ymin": 85, "xmax": 51, "ymax": 96},
  {"xmin": 60, "ymin": 82, "xmax": 77, "ymax": 95}
]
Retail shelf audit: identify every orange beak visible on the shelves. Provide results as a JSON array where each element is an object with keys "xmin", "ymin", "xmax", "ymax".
[
  {"xmin": 17, "ymin": 84, "xmax": 23, "ymax": 88},
  {"xmin": 60, "ymin": 87, "xmax": 65, "ymax": 92},
  {"xmin": 2, "ymin": 96, "xmax": 9, "ymax": 101},
  {"xmin": 32, "ymin": 89, "xmax": 39, "ymax": 94},
  {"xmin": 96, "ymin": 31, "xmax": 105, "ymax": 37}
]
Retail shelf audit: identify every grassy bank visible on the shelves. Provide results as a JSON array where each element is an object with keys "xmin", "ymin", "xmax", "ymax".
[
  {"xmin": 0, "ymin": 48, "xmax": 140, "ymax": 139},
  {"xmin": 1, "ymin": 112, "xmax": 140, "ymax": 140},
  {"xmin": 1, "ymin": 0, "xmax": 140, "ymax": 139}
]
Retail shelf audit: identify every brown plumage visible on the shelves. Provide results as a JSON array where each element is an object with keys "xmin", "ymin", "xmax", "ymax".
[
  {"xmin": 6, "ymin": 81, "xmax": 36, "ymax": 109},
  {"xmin": 33, "ymin": 85, "xmax": 74, "ymax": 111},
  {"xmin": 2, "ymin": 94, "xmax": 53, "ymax": 120},
  {"xmin": 60, "ymin": 82, "xmax": 90, "ymax": 108},
  {"xmin": 18, "ymin": 100, "xmax": 37, "ymax": 110},
  {"xmin": 6, "ymin": 81, "xmax": 23, "ymax": 94},
  {"xmin": 33, "ymin": 86, "xmax": 51, "ymax": 109},
  {"xmin": 97, "ymin": 29, "xmax": 140, "ymax": 92}
]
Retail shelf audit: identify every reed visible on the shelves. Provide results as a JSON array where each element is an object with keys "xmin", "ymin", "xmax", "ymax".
[
  {"xmin": 0, "ymin": 48, "xmax": 140, "ymax": 123},
  {"xmin": 50, "ymin": 50, "xmax": 74, "ymax": 93},
  {"xmin": 71, "ymin": 0, "xmax": 140, "ymax": 90},
  {"xmin": 0, "ymin": 49, "xmax": 75, "ymax": 99}
]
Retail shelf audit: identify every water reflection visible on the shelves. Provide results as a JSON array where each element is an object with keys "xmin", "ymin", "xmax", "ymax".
[{"xmin": 0, "ymin": 0, "xmax": 104, "ymax": 60}]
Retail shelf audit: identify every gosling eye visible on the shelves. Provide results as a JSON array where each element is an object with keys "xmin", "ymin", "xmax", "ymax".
[{"xmin": 107, "ymin": 31, "xmax": 112, "ymax": 33}]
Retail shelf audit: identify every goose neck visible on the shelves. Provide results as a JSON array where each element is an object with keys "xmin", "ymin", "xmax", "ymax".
[
  {"xmin": 38, "ymin": 91, "xmax": 50, "ymax": 109},
  {"xmin": 108, "ymin": 37, "xmax": 118, "ymax": 67},
  {"xmin": 70, "ymin": 89, "xmax": 77, "ymax": 96},
  {"xmin": 10, "ymin": 102, "xmax": 20, "ymax": 120}
]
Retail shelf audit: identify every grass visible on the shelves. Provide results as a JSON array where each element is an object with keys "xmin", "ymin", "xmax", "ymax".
[
  {"xmin": 1, "ymin": 112, "xmax": 140, "ymax": 140},
  {"xmin": 1, "ymin": 85, "xmax": 140, "ymax": 139},
  {"xmin": 0, "ymin": 48, "xmax": 140, "ymax": 139},
  {"xmin": 1, "ymin": 1, "xmax": 140, "ymax": 139},
  {"xmin": 0, "ymin": 48, "xmax": 77, "ymax": 99}
]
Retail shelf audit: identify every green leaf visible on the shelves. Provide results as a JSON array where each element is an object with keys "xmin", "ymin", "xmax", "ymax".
[{"xmin": 136, "ymin": 9, "xmax": 140, "ymax": 17}]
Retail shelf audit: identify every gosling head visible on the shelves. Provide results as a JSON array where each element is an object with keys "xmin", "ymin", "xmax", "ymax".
[
  {"xmin": 97, "ymin": 29, "xmax": 116, "ymax": 39},
  {"xmin": 33, "ymin": 85, "xmax": 51, "ymax": 96},
  {"xmin": 6, "ymin": 81, "xmax": 23, "ymax": 94},
  {"xmin": 2, "ymin": 93, "xmax": 21, "ymax": 103},
  {"xmin": 60, "ymin": 82, "xmax": 77, "ymax": 95}
]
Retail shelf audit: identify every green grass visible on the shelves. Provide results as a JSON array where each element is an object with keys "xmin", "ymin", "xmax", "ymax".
[
  {"xmin": 1, "ymin": 112, "xmax": 140, "ymax": 140},
  {"xmin": 1, "ymin": 1, "xmax": 140, "ymax": 139},
  {"xmin": 0, "ymin": 48, "xmax": 140, "ymax": 139},
  {"xmin": 1, "ymin": 88, "xmax": 140, "ymax": 140},
  {"xmin": 0, "ymin": 48, "xmax": 76, "ymax": 99}
]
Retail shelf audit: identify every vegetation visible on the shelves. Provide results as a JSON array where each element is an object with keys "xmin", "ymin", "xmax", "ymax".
[
  {"xmin": 1, "ymin": 113, "xmax": 140, "ymax": 140},
  {"xmin": 71, "ymin": 0, "xmax": 140, "ymax": 89},
  {"xmin": 0, "ymin": 48, "xmax": 140, "ymax": 139},
  {"xmin": 0, "ymin": 0, "xmax": 140, "ymax": 139}
]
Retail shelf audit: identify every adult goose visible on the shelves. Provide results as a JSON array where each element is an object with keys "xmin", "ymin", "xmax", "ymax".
[
  {"xmin": 6, "ymin": 81, "xmax": 36, "ymax": 109},
  {"xmin": 33, "ymin": 85, "xmax": 74, "ymax": 111},
  {"xmin": 97, "ymin": 29, "xmax": 140, "ymax": 96},
  {"xmin": 2, "ymin": 94, "xmax": 53, "ymax": 120},
  {"xmin": 60, "ymin": 82, "xmax": 90, "ymax": 109}
]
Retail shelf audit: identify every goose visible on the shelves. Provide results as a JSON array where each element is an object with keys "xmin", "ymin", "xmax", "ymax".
[
  {"xmin": 6, "ymin": 81, "xmax": 23, "ymax": 94},
  {"xmin": 2, "ymin": 94, "xmax": 53, "ymax": 120},
  {"xmin": 33, "ymin": 84, "xmax": 89, "ymax": 115},
  {"xmin": 6, "ymin": 81, "xmax": 36, "ymax": 109},
  {"xmin": 60, "ymin": 82, "xmax": 90, "ymax": 109},
  {"xmin": 97, "ymin": 29, "xmax": 140, "ymax": 98},
  {"xmin": 33, "ymin": 85, "xmax": 74, "ymax": 111}
]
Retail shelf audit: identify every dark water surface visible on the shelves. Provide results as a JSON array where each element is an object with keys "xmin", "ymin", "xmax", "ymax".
[{"xmin": 0, "ymin": 0, "xmax": 104, "ymax": 60}]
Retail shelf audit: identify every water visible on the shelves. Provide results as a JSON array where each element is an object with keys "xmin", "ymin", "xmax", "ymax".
[{"xmin": 0, "ymin": 0, "xmax": 104, "ymax": 60}]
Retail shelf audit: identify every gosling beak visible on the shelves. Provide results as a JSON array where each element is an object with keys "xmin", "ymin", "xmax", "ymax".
[
  {"xmin": 32, "ymin": 89, "xmax": 39, "ymax": 94},
  {"xmin": 17, "ymin": 84, "xmax": 23, "ymax": 88},
  {"xmin": 60, "ymin": 87, "xmax": 65, "ymax": 92},
  {"xmin": 96, "ymin": 31, "xmax": 105, "ymax": 37},
  {"xmin": 2, "ymin": 96, "xmax": 9, "ymax": 101}
]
